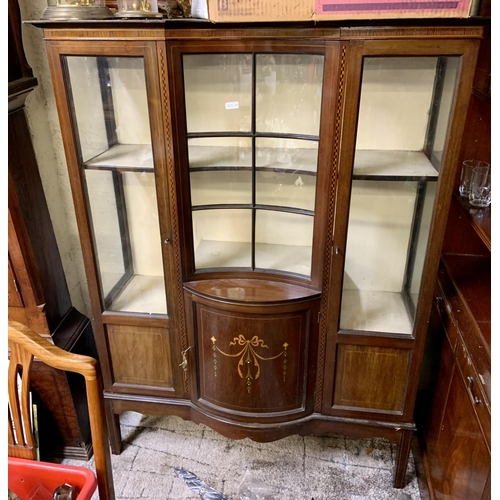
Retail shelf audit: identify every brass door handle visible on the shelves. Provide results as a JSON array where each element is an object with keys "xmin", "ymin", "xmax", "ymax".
[
  {"xmin": 179, "ymin": 346, "xmax": 192, "ymax": 373},
  {"xmin": 467, "ymin": 376, "xmax": 482, "ymax": 406}
]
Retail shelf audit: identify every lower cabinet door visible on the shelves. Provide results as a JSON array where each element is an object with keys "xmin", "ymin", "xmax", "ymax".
[
  {"xmin": 333, "ymin": 344, "xmax": 410, "ymax": 412},
  {"xmin": 106, "ymin": 323, "xmax": 177, "ymax": 392},
  {"xmin": 429, "ymin": 363, "xmax": 490, "ymax": 500},
  {"xmin": 186, "ymin": 292, "xmax": 320, "ymax": 421},
  {"xmin": 424, "ymin": 330, "xmax": 491, "ymax": 500}
]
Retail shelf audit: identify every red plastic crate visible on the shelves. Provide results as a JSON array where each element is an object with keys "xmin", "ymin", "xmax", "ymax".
[{"xmin": 8, "ymin": 457, "xmax": 98, "ymax": 500}]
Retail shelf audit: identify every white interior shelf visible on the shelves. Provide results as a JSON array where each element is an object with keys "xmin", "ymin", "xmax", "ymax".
[
  {"xmin": 85, "ymin": 144, "xmax": 153, "ymax": 171},
  {"xmin": 353, "ymin": 150, "xmax": 438, "ymax": 178},
  {"xmin": 108, "ymin": 274, "xmax": 167, "ymax": 314},
  {"xmin": 195, "ymin": 239, "xmax": 312, "ymax": 276},
  {"xmin": 340, "ymin": 289, "xmax": 413, "ymax": 335}
]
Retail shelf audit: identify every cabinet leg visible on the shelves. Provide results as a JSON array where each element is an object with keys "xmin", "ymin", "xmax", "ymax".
[
  {"xmin": 105, "ymin": 399, "xmax": 123, "ymax": 455},
  {"xmin": 393, "ymin": 429, "xmax": 413, "ymax": 488}
]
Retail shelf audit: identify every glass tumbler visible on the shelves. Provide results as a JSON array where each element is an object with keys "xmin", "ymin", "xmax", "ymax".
[
  {"xmin": 459, "ymin": 160, "xmax": 489, "ymax": 198},
  {"xmin": 469, "ymin": 165, "xmax": 491, "ymax": 207}
]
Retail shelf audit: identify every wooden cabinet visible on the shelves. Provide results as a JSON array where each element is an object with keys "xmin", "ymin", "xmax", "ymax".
[
  {"xmin": 8, "ymin": 0, "xmax": 98, "ymax": 461},
  {"xmin": 415, "ymin": 24, "xmax": 491, "ymax": 499},
  {"xmin": 31, "ymin": 19, "xmax": 484, "ymax": 487}
]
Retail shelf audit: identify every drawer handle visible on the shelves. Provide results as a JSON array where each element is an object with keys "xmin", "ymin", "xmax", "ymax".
[{"xmin": 467, "ymin": 376, "xmax": 482, "ymax": 406}]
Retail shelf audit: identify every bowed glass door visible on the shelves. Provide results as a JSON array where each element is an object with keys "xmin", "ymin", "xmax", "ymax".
[{"xmin": 180, "ymin": 49, "xmax": 329, "ymax": 283}]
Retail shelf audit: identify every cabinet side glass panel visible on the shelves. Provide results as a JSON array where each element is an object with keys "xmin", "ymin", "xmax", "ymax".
[
  {"xmin": 340, "ymin": 56, "xmax": 459, "ymax": 335},
  {"xmin": 65, "ymin": 56, "xmax": 167, "ymax": 314}
]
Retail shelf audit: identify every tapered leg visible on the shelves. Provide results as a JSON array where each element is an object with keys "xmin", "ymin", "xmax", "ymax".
[
  {"xmin": 105, "ymin": 399, "xmax": 123, "ymax": 455},
  {"xmin": 394, "ymin": 429, "xmax": 413, "ymax": 488}
]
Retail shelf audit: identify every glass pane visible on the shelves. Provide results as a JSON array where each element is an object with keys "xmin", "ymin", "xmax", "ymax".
[
  {"xmin": 193, "ymin": 209, "xmax": 252, "ymax": 269},
  {"xmin": 256, "ymin": 137, "xmax": 318, "ymax": 211},
  {"xmin": 256, "ymin": 54, "xmax": 324, "ymax": 136},
  {"xmin": 191, "ymin": 170, "xmax": 252, "ymax": 206},
  {"xmin": 66, "ymin": 56, "xmax": 151, "ymax": 166},
  {"xmin": 340, "ymin": 181, "xmax": 417, "ymax": 334},
  {"xmin": 189, "ymin": 137, "xmax": 252, "ymax": 206},
  {"xmin": 188, "ymin": 137, "xmax": 252, "ymax": 170},
  {"xmin": 85, "ymin": 170, "xmax": 166, "ymax": 314},
  {"xmin": 341, "ymin": 56, "xmax": 459, "ymax": 335},
  {"xmin": 427, "ymin": 57, "xmax": 460, "ymax": 168},
  {"xmin": 183, "ymin": 54, "xmax": 252, "ymax": 133},
  {"xmin": 255, "ymin": 210, "xmax": 313, "ymax": 276},
  {"xmin": 65, "ymin": 55, "xmax": 167, "ymax": 315}
]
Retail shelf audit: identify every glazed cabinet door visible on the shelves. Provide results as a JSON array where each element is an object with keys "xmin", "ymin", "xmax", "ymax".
[
  {"xmin": 167, "ymin": 40, "xmax": 340, "ymax": 426},
  {"xmin": 46, "ymin": 41, "xmax": 185, "ymax": 397},
  {"xmin": 322, "ymin": 39, "xmax": 479, "ymax": 419},
  {"xmin": 168, "ymin": 41, "xmax": 339, "ymax": 289}
]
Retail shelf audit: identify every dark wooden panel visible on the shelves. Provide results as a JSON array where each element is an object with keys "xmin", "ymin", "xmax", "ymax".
[
  {"xmin": 107, "ymin": 324, "xmax": 173, "ymax": 387},
  {"xmin": 196, "ymin": 305, "xmax": 308, "ymax": 413},
  {"xmin": 333, "ymin": 345, "xmax": 409, "ymax": 412},
  {"xmin": 428, "ymin": 366, "xmax": 490, "ymax": 499},
  {"xmin": 442, "ymin": 195, "xmax": 490, "ymax": 255},
  {"xmin": 8, "ymin": 109, "xmax": 72, "ymax": 331}
]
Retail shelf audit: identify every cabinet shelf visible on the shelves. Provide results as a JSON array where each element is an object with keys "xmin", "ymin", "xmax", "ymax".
[
  {"xmin": 340, "ymin": 289, "xmax": 413, "ymax": 335},
  {"xmin": 188, "ymin": 145, "xmax": 319, "ymax": 176},
  {"xmin": 353, "ymin": 150, "xmax": 438, "ymax": 180},
  {"xmin": 106, "ymin": 274, "xmax": 167, "ymax": 314},
  {"xmin": 84, "ymin": 144, "xmax": 153, "ymax": 172},
  {"xmin": 83, "ymin": 145, "xmax": 438, "ymax": 182},
  {"xmin": 195, "ymin": 239, "xmax": 312, "ymax": 276}
]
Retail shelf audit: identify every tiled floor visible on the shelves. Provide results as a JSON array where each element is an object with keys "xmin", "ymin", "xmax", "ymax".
[{"xmin": 65, "ymin": 412, "xmax": 421, "ymax": 500}]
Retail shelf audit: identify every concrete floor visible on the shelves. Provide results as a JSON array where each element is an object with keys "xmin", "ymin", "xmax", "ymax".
[{"xmin": 65, "ymin": 411, "xmax": 421, "ymax": 500}]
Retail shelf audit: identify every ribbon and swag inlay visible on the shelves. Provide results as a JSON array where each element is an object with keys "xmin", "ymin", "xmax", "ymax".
[{"xmin": 210, "ymin": 335, "xmax": 289, "ymax": 393}]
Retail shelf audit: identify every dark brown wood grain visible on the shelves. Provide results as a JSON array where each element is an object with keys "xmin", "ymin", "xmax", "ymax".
[
  {"xmin": 428, "ymin": 349, "xmax": 490, "ymax": 499},
  {"xmin": 333, "ymin": 345, "xmax": 410, "ymax": 412},
  {"xmin": 107, "ymin": 324, "xmax": 174, "ymax": 388},
  {"xmin": 416, "ymin": 23, "xmax": 491, "ymax": 492}
]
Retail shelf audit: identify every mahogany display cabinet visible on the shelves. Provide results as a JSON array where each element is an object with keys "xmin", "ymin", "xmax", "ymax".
[{"xmin": 31, "ymin": 19, "xmax": 483, "ymax": 487}]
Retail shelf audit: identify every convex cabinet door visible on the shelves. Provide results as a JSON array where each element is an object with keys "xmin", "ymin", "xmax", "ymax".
[
  {"xmin": 169, "ymin": 42, "xmax": 340, "ymax": 289},
  {"xmin": 168, "ymin": 41, "xmax": 340, "ymax": 420},
  {"xmin": 323, "ymin": 39, "xmax": 479, "ymax": 418},
  {"xmin": 47, "ymin": 41, "xmax": 185, "ymax": 397}
]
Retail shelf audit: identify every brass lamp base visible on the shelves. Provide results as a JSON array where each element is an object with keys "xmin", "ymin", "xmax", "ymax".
[
  {"xmin": 40, "ymin": 5, "xmax": 115, "ymax": 20},
  {"xmin": 114, "ymin": 11, "xmax": 164, "ymax": 18}
]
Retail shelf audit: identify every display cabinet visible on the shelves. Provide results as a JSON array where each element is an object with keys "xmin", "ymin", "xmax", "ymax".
[{"xmin": 33, "ymin": 20, "xmax": 482, "ymax": 487}]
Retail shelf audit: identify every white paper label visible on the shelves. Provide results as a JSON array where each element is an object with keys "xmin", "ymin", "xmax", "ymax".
[{"xmin": 225, "ymin": 101, "xmax": 239, "ymax": 110}]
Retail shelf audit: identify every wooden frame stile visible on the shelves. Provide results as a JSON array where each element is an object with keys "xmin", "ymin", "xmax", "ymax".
[
  {"xmin": 156, "ymin": 39, "xmax": 192, "ymax": 401},
  {"xmin": 321, "ymin": 35, "xmax": 481, "ymax": 487}
]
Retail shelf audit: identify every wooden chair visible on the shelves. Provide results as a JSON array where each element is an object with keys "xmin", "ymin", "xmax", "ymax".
[{"xmin": 8, "ymin": 320, "xmax": 115, "ymax": 500}]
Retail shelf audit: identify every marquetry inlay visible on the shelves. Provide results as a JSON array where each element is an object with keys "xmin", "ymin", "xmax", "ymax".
[{"xmin": 211, "ymin": 335, "xmax": 289, "ymax": 393}]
